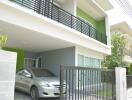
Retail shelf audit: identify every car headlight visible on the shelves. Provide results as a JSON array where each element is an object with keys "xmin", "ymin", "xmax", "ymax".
[{"xmin": 39, "ymin": 82, "xmax": 50, "ymax": 87}]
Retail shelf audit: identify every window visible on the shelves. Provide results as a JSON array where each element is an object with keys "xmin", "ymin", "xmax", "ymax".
[
  {"xmin": 77, "ymin": 54, "xmax": 101, "ymax": 68},
  {"xmin": 78, "ymin": 55, "xmax": 84, "ymax": 66},
  {"xmin": 77, "ymin": 54, "xmax": 102, "ymax": 85},
  {"xmin": 24, "ymin": 57, "xmax": 42, "ymax": 68}
]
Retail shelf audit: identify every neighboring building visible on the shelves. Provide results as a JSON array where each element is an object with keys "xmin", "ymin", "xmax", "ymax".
[
  {"xmin": 0, "ymin": 0, "xmax": 111, "ymax": 76},
  {"xmin": 111, "ymin": 22, "xmax": 132, "ymax": 64}
]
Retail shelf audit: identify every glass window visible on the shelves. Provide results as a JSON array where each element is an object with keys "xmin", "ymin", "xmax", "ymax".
[
  {"xmin": 32, "ymin": 69, "xmax": 55, "ymax": 77},
  {"xmin": 77, "ymin": 55, "xmax": 101, "ymax": 68},
  {"xmin": 78, "ymin": 55, "xmax": 84, "ymax": 66},
  {"xmin": 84, "ymin": 57, "xmax": 91, "ymax": 67}
]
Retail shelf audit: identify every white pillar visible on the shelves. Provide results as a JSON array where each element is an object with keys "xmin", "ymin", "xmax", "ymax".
[
  {"xmin": 0, "ymin": 50, "xmax": 17, "ymax": 100},
  {"xmin": 115, "ymin": 67, "xmax": 127, "ymax": 100}
]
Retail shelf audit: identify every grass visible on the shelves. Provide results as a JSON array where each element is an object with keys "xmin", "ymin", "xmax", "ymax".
[{"xmin": 97, "ymin": 90, "xmax": 113, "ymax": 97}]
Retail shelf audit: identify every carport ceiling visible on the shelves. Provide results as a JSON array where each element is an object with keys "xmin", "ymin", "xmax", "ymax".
[{"xmin": 0, "ymin": 21, "xmax": 74, "ymax": 52}]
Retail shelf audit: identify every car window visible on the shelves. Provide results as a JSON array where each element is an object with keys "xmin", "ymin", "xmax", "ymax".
[
  {"xmin": 23, "ymin": 70, "xmax": 31, "ymax": 76},
  {"xmin": 31, "ymin": 69, "xmax": 55, "ymax": 77}
]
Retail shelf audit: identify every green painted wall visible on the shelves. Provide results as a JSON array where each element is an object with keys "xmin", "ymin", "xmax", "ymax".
[
  {"xmin": 77, "ymin": 8, "xmax": 106, "ymax": 34},
  {"xmin": 96, "ymin": 19, "xmax": 106, "ymax": 34},
  {"xmin": 2, "ymin": 47, "xmax": 25, "ymax": 71}
]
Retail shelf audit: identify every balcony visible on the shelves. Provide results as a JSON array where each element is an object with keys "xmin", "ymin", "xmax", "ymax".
[{"xmin": 10, "ymin": 0, "xmax": 107, "ymax": 44}]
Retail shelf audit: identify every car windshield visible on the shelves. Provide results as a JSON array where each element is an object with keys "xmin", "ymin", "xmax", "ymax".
[{"xmin": 31, "ymin": 69, "xmax": 55, "ymax": 77}]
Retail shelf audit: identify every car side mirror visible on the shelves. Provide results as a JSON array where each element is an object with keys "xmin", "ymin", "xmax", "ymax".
[{"xmin": 25, "ymin": 74, "xmax": 33, "ymax": 78}]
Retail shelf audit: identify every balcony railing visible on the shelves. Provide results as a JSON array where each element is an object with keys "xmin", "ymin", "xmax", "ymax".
[
  {"xmin": 125, "ymin": 48, "xmax": 132, "ymax": 58},
  {"xmin": 10, "ymin": 0, "xmax": 107, "ymax": 44}
]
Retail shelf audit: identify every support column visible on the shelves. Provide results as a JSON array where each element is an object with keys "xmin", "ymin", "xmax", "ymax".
[
  {"xmin": 0, "ymin": 50, "xmax": 17, "ymax": 100},
  {"xmin": 115, "ymin": 67, "xmax": 127, "ymax": 100}
]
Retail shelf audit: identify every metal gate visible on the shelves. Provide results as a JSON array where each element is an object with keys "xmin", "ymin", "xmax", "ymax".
[{"xmin": 60, "ymin": 66, "xmax": 116, "ymax": 100}]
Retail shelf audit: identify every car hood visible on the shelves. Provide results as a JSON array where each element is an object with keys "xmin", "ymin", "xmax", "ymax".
[{"xmin": 35, "ymin": 77, "xmax": 60, "ymax": 85}]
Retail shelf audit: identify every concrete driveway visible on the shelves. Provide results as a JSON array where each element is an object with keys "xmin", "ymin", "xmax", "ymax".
[{"xmin": 14, "ymin": 90, "xmax": 59, "ymax": 100}]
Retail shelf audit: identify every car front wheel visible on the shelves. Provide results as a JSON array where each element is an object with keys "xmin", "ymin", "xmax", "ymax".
[{"xmin": 30, "ymin": 86, "xmax": 39, "ymax": 100}]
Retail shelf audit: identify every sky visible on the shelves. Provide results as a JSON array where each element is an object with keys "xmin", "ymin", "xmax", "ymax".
[
  {"xmin": 128, "ymin": 0, "xmax": 132, "ymax": 6},
  {"xmin": 107, "ymin": 0, "xmax": 132, "ymax": 28}
]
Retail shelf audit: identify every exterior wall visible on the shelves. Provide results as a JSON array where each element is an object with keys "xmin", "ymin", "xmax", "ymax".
[
  {"xmin": 77, "ymin": 8, "xmax": 97, "ymax": 27},
  {"xmin": 25, "ymin": 51, "xmax": 37, "ymax": 59},
  {"xmin": 61, "ymin": 0, "xmax": 76, "ymax": 15},
  {"xmin": 37, "ymin": 47, "xmax": 76, "ymax": 76},
  {"xmin": 105, "ymin": 16, "xmax": 111, "ymax": 47},
  {"xmin": 77, "ymin": 8, "xmax": 106, "ymax": 34}
]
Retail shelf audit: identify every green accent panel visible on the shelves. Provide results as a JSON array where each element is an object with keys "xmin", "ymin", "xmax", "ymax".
[
  {"xmin": 77, "ymin": 8, "xmax": 97, "ymax": 27},
  {"xmin": 96, "ymin": 19, "xmax": 106, "ymax": 34},
  {"xmin": 77, "ymin": 8, "xmax": 106, "ymax": 34},
  {"xmin": 2, "ymin": 47, "xmax": 25, "ymax": 71}
]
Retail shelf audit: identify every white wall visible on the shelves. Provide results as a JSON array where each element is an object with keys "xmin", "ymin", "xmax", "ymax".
[
  {"xmin": 61, "ymin": 0, "xmax": 76, "ymax": 15},
  {"xmin": 105, "ymin": 15, "xmax": 111, "ymax": 49},
  {"xmin": 0, "ymin": 50, "xmax": 17, "ymax": 100},
  {"xmin": 37, "ymin": 47, "xmax": 76, "ymax": 76}
]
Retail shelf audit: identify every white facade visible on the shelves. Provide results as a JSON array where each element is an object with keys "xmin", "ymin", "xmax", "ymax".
[{"xmin": 0, "ymin": 50, "xmax": 17, "ymax": 100}]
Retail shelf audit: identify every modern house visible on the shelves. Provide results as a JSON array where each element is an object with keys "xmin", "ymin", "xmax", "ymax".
[
  {"xmin": 111, "ymin": 22, "xmax": 132, "ymax": 64},
  {"xmin": 0, "ymin": 0, "xmax": 112, "ymax": 76}
]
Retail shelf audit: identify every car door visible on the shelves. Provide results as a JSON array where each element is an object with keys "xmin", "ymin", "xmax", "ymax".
[
  {"xmin": 21, "ymin": 70, "xmax": 33, "ymax": 92},
  {"xmin": 15, "ymin": 70, "xmax": 25, "ymax": 90}
]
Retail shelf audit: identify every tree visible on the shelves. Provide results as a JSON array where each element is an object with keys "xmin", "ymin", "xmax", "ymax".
[
  {"xmin": 103, "ymin": 33, "xmax": 127, "ymax": 68},
  {"xmin": 0, "ymin": 35, "xmax": 8, "ymax": 49}
]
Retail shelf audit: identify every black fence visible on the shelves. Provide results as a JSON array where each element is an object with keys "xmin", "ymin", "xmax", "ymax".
[
  {"xmin": 10, "ymin": 0, "xmax": 107, "ymax": 44},
  {"xmin": 60, "ymin": 66, "xmax": 116, "ymax": 100},
  {"xmin": 127, "ymin": 75, "xmax": 132, "ymax": 89}
]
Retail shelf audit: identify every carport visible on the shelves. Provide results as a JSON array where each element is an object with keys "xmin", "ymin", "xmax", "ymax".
[{"xmin": 0, "ymin": 20, "xmax": 76, "ymax": 99}]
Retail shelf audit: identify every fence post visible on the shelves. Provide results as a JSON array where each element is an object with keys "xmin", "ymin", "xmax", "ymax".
[
  {"xmin": 60, "ymin": 65, "xmax": 64, "ymax": 100},
  {"xmin": 115, "ymin": 67, "xmax": 127, "ymax": 100},
  {"xmin": 0, "ymin": 50, "xmax": 17, "ymax": 100}
]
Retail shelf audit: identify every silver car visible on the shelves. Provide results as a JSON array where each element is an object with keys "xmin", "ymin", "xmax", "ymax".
[{"xmin": 15, "ymin": 68, "xmax": 61, "ymax": 100}]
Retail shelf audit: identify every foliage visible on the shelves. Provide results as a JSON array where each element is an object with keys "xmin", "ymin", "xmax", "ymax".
[
  {"xmin": 0, "ymin": 35, "xmax": 8, "ymax": 49},
  {"xmin": 129, "ymin": 63, "xmax": 132, "ymax": 75},
  {"xmin": 103, "ymin": 33, "xmax": 127, "ymax": 68}
]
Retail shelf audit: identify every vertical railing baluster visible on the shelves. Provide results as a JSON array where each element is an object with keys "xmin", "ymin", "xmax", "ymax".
[
  {"xmin": 71, "ymin": 15, "xmax": 73, "ymax": 28},
  {"xmin": 21, "ymin": 0, "xmax": 23, "ymax": 6},
  {"xmin": 81, "ymin": 21, "xmax": 82, "ymax": 33},
  {"xmin": 60, "ymin": 65, "xmax": 64, "ymax": 100},
  {"xmin": 58, "ymin": 9, "xmax": 60, "ymax": 22},
  {"xmin": 89, "ymin": 26, "xmax": 91, "ymax": 37}
]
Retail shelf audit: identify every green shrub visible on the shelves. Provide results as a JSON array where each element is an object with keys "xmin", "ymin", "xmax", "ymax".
[
  {"xmin": 129, "ymin": 63, "xmax": 132, "ymax": 75},
  {"xmin": 0, "ymin": 35, "xmax": 8, "ymax": 49}
]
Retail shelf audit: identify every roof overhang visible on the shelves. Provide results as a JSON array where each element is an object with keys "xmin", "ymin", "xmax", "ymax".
[
  {"xmin": 94, "ymin": 0, "xmax": 113, "ymax": 11},
  {"xmin": 77, "ymin": 0, "xmax": 107, "ymax": 20},
  {"xmin": 111, "ymin": 22, "xmax": 132, "ymax": 37},
  {"xmin": 0, "ymin": 20, "xmax": 74, "ymax": 52}
]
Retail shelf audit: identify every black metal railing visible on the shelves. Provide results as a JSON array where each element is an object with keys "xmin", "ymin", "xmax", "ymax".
[
  {"xmin": 125, "ymin": 48, "xmax": 132, "ymax": 58},
  {"xmin": 60, "ymin": 66, "xmax": 116, "ymax": 100},
  {"xmin": 10, "ymin": 0, "xmax": 107, "ymax": 44},
  {"xmin": 127, "ymin": 75, "xmax": 132, "ymax": 89}
]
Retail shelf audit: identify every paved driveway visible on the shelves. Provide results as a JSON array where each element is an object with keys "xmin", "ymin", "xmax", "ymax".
[{"xmin": 14, "ymin": 90, "xmax": 59, "ymax": 100}]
